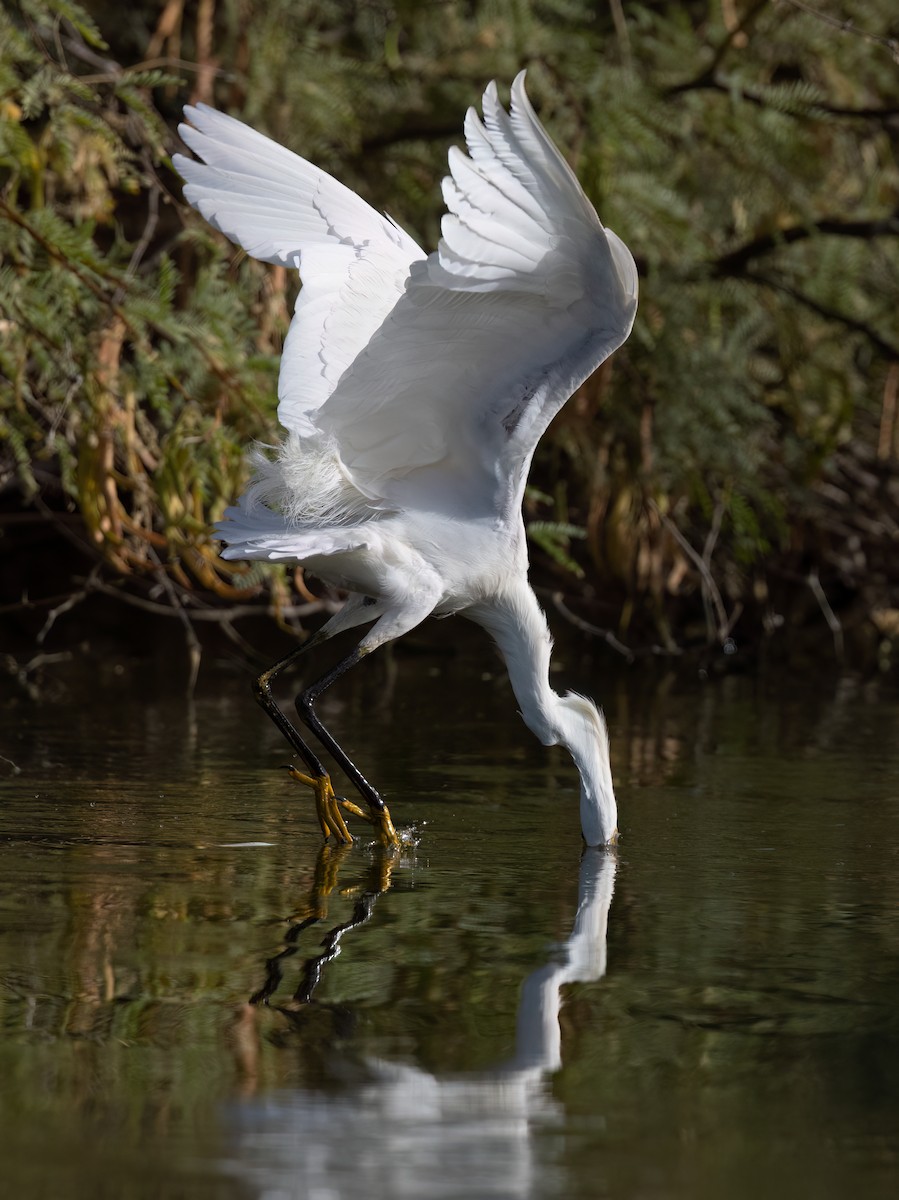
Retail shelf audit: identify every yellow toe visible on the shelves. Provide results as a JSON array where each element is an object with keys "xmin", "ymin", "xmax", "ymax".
[
  {"xmin": 375, "ymin": 806, "xmax": 400, "ymax": 849},
  {"xmin": 287, "ymin": 766, "xmax": 398, "ymax": 848},
  {"xmin": 288, "ymin": 766, "xmax": 353, "ymax": 843}
]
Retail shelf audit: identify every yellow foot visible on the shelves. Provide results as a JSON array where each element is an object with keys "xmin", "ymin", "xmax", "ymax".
[
  {"xmin": 374, "ymin": 806, "xmax": 400, "ymax": 850},
  {"xmin": 287, "ymin": 767, "xmax": 353, "ymax": 843},
  {"xmin": 287, "ymin": 767, "xmax": 399, "ymax": 849}
]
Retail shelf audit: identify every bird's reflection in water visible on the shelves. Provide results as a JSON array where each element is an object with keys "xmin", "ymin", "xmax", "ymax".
[
  {"xmin": 223, "ymin": 847, "xmax": 616, "ymax": 1199},
  {"xmin": 247, "ymin": 843, "xmax": 396, "ymax": 1011}
]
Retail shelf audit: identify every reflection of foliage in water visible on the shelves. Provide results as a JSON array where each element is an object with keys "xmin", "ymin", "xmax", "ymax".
[{"xmin": 0, "ymin": 657, "xmax": 898, "ymax": 1195}]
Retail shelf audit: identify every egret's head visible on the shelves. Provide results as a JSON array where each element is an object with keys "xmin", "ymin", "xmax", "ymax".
[{"xmin": 555, "ymin": 692, "xmax": 618, "ymax": 847}]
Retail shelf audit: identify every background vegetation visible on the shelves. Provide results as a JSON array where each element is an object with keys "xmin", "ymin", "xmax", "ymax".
[{"xmin": 1, "ymin": 0, "xmax": 898, "ymax": 670}]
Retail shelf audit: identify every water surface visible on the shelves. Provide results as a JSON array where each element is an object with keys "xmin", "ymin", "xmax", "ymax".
[{"xmin": 1, "ymin": 634, "xmax": 898, "ymax": 1199}]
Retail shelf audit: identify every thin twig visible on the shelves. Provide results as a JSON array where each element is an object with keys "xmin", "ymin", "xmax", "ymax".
[
  {"xmin": 36, "ymin": 564, "xmax": 102, "ymax": 644},
  {"xmin": 705, "ymin": 0, "xmax": 771, "ymax": 75},
  {"xmin": 651, "ymin": 501, "xmax": 730, "ymax": 643},
  {"xmin": 699, "ymin": 500, "xmax": 728, "ymax": 640},
  {"xmin": 807, "ymin": 568, "xmax": 844, "ymax": 660},
  {"xmin": 608, "ymin": 0, "xmax": 632, "ymax": 70},
  {"xmin": 777, "ymin": 0, "xmax": 899, "ymax": 62},
  {"xmin": 878, "ymin": 364, "xmax": 899, "ymax": 462},
  {"xmin": 146, "ymin": 547, "xmax": 202, "ymax": 692},
  {"xmin": 89, "ymin": 577, "xmax": 335, "ymax": 623},
  {"xmin": 126, "ymin": 177, "xmax": 159, "ymax": 277},
  {"xmin": 6, "ymin": 548, "xmax": 336, "ymax": 630},
  {"xmin": 0, "ymin": 755, "xmax": 22, "ymax": 777},
  {"xmin": 749, "ymin": 271, "xmax": 899, "ymax": 360},
  {"xmin": 217, "ymin": 618, "xmax": 268, "ymax": 660},
  {"xmin": 667, "ymin": 0, "xmax": 773, "ymax": 94},
  {"xmin": 551, "ymin": 592, "xmax": 635, "ymax": 662},
  {"xmin": 702, "ymin": 501, "xmax": 725, "ymax": 575},
  {"xmin": 3, "ymin": 651, "xmax": 74, "ymax": 701}
]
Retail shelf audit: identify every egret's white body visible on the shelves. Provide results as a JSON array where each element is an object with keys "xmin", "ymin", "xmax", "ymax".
[{"xmin": 174, "ymin": 73, "xmax": 637, "ymax": 847}]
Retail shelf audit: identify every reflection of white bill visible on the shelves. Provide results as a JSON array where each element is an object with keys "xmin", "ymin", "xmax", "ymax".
[{"xmin": 221, "ymin": 849, "xmax": 616, "ymax": 1200}]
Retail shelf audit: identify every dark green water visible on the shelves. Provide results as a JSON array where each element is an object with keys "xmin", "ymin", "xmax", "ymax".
[{"xmin": 1, "ymin": 634, "xmax": 898, "ymax": 1199}]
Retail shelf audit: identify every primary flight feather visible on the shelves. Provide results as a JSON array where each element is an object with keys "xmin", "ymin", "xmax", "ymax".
[{"xmin": 174, "ymin": 72, "xmax": 637, "ymax": 848}]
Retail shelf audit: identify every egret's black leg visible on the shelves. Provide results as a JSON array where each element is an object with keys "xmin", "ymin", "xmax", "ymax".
[
  {"xmin": 254, "ymin": 634, "xmax": 361, "ymax": 842},
  {"xmin": 294, "ymin": 646, "xmax": 399, "ymax": 847},
  {"xmin": 253, "ymin": 634, "xmax": 328, "ymax": 780},
  {"xmin": 295, "ymin": 647, "xmax": 380, "ymax": 807},
  {"xmin": 253, "ymin": 632, "xmax": 398, "ymax": 846}
]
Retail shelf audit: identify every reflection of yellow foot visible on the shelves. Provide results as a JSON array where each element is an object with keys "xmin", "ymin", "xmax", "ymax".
[
  {"xmin": 287, "ymin": 767, "xmax": 400, "ymax": 849},
  {"xmin": 313, "ymin": 842, "xmax": 353, "ymax": 898}
]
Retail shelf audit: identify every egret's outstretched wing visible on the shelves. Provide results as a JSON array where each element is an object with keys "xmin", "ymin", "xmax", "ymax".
[
  {"xmin": 173, "ymin": 107, "xmax": 424, "ymax": 438},
  {"xmin": 315, "ymin": 72, "xmax": 638, "ymax": 520}
]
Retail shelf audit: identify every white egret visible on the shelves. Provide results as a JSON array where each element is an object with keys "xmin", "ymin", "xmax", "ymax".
[{"xmin": 174, "ymin": 72, "xmax": 637, "ymax": 849}]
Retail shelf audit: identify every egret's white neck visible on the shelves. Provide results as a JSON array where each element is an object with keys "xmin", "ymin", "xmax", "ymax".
[
  {"xmin": 466, "ymin": 581, "xmax": 618, "ymax": 846},
  {"xmin": 467, "ymin": 580, "xmax": 557, "ymax": 743}
]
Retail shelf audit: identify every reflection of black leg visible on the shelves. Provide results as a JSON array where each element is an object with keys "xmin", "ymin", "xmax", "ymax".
[
  {"xmin": 250, "ymin": 844, "xmax": 397, "ymax": 1009},
  {"xmin": 250, "ymin": 913, "xmax": 321, "ymax": 1006},
  {"xmin": 294, "ymin": 892, "xmax": 378, "ymax": 1004}
]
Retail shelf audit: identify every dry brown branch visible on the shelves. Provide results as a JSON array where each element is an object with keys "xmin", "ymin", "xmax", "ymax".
[
  {"xmin": 878, "ymin": 364, "xmax": 899, "ymax": 462},
  {"xmin": 551, "ymin": 591, "xmax": 635, "ymax": 661},
  {"xmin": 36, "ymin": 565, "xmax": 103, "ymax": 645},
  {"xmin": 145, "ymin": 0, "xmax": 186, "ymax": 62},
  {"xmin": 193, "ymin": 0, "xmax": 217, "ymax": 106},
  {"xmin": 721, "ymin": 0, "xmax": 750, "ymax": 48},
  {"xmin": 649, "ymin": 501, "xmax": 733, "ymax": 643}
]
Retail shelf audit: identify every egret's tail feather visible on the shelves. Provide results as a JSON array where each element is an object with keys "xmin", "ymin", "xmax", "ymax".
[{"xmin": 214, "ymin": 496, "xmax": 371, "ymax": 562}]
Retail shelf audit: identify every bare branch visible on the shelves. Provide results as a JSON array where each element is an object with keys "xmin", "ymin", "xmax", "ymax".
[
  {"xmin": 650, "ymin": 501, "xmax": 731, "ymax": 644},
  {"xmin": 668, "ymin": 73, "xmax": 899, "ymax": 119},
  {"xmin": 748, "ymin": 271, "xmax": 899, "ymax": 359},
  {"xmin": 551, "ymin": 591, "xmax": 635, "ymax": 662},
  {"xmin": 712, "ymin": 212, "xmax": 899, "ymax": 277},
  {"xmin": 777, "ymin": 0, "xmax": 899, "ymax": 63},
  {"xmin": 808, "ymin": 568, "xmax": 844, "ymax": 659}
]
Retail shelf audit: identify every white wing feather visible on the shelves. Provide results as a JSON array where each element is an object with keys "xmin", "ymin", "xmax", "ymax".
[
  {"xmin": 314, "ymin": 72, "xmax": 638, "ymax": 519},
  {"xmin": 177, "ymin": 73, "xmax": 637, "ymax": 528},
  {"xmin": 172, "ymin": 106, "xmax": 423, "ymax": 438}
]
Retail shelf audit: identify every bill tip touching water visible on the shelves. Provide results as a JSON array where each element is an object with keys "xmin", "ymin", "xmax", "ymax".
[{"xmin": 174, "ymin": 71, "xmax": 637, "ymax": 849}]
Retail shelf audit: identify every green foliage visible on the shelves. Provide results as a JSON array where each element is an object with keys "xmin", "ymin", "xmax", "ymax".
[
  {"xmin": 0, "ymin": 0, "xmax": 279, "ymax": 599},
  {"xmin": 1, "ymin": 0, "xmax": 897, "ymax": 641},
  {"xmin": 527, "ymin": 521, "xmax": 588, "ymax": 580}
]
